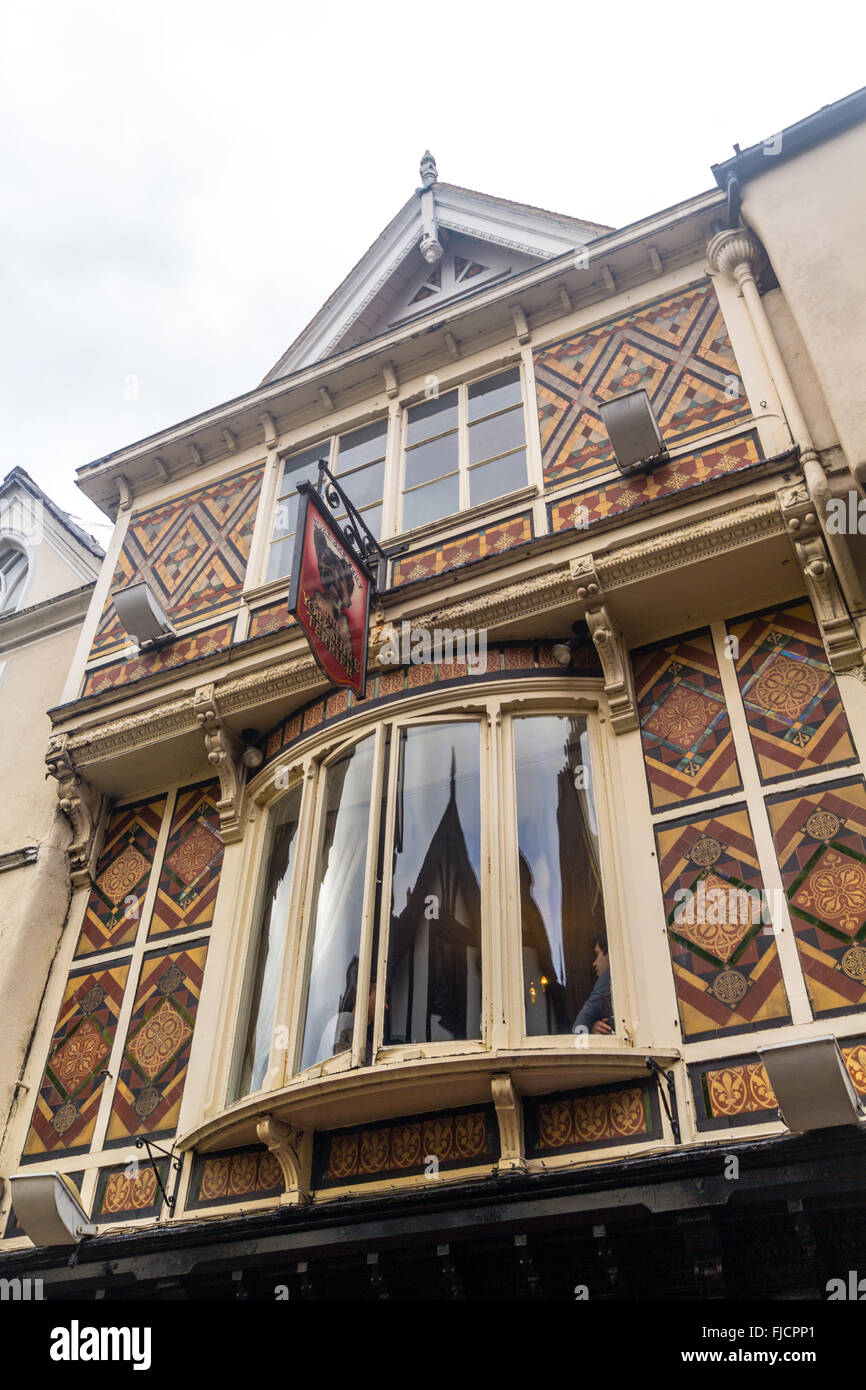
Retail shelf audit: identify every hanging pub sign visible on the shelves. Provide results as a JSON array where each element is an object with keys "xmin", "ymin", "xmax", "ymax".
[{"xmin": 287, "ymin": 480, "xmax": 373, "ymax": 698}]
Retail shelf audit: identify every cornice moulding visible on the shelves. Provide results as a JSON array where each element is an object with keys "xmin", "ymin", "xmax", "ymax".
[{"xmin": 56, "ymin": 494, "xmax": 782, "ymax": 772}]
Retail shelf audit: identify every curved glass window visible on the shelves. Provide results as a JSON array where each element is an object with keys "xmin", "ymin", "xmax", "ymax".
[
  {"xmin": 234, "ymin": 785, "xmax": 303, "ymax": 1096},
  {"xmin": 385, "ymin": 722, "xmax": 482, "ymax": 1044},
  {"xmin": 299, "ymin": 735, "xmax": 377, "ymax": 1071},
  {"xmin": 514, "ymin": 716, "xmax": 609, "ymax": 1036},
  {"xmin": 233, "ymin": 698, "xmax": 613, "ymax": 1102}
]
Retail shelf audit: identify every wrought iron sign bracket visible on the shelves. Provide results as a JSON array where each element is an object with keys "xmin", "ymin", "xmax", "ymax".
[
  {"xmin": 135, "ymin": 1136, "xmax": 182, "ymax": 1213},
  {"xmin": 645, "ymin": 1057, "xmax": 681, "ymax": 1145},
  {"xmin": 314, "ymin": 458, "xmax": 390, "ymax": 593}
]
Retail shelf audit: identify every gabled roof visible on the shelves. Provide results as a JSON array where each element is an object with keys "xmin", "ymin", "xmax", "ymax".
[
  {"xmin": 262, "ymin": 158, "xmax": 611, "ymax": 382},
  {"xmin": 1, "ymin": 468, "xmax": 104, "ymax": 559}
]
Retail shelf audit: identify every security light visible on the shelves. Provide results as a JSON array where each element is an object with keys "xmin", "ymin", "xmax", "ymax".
[
  {"xmin": 598, "ymin": 390, "xmax": 667, "ymax": 476},
  {"xmin": 113, "ymin": 581, "xmax": 176, "ymax": 650},
  {"xmin": 8, "ymin": 1171, "xmax": 96, "ymax": 1246},
  {"xmin": 757, "ymin": 1035, "xmax": 866, "ymax": 1132},
  {"xmin": 241, "ymin": 728, "xmax": 264, "ymax": 770}
]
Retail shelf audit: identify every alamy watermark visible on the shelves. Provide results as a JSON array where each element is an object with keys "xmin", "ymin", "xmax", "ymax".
[{"xmin": 378, "ymin": 620, "xmax": 487, "ymax": 672}]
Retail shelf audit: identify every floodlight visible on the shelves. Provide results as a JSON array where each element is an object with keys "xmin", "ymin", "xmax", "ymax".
[
  {"xmin": 757, "ymin": 1035, "xmax": 866, "ymax": 1132},
  {"xmin": 598, "ymin": 390, "xmax": 667, "ymax": 476},
  {"xmin": 8, "ymin": 1171, "xmax": 96, "ymax": 1246},
  {"xmin": 113, "ymin": 581, "xmax": 176, "ymax": 650}
]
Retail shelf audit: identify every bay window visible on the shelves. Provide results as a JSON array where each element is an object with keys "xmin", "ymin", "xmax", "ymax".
[{"xmin": 233, "ymin": 695, "xmax": 614, "ymax": 1103}]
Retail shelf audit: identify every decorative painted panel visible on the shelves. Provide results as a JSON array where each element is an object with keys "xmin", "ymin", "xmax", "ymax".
[
  {"xmin": 89, "ymin": 463, "xmax": 263, "ymax": 660},
  {"xmin": 149, "ymin": 782, "xmax": 224, "ymax": 938},
  {"xmin": 634, "ymin": 630, "xmax": 742, "ymax": 811},
  {"xmin": 728, "ymin": 600, "xmax": 857, "ymax": 784},
  {"xmin": 260, "ymin": 639, "xmax": 603, "ymax": 767},
  {"xmin": 248, "ymin": 600, "xmax": 295, "ymax": 639},
  {"xmin": 547, "ymin": 430, "xmax": 762, "ymax": 531},
  {"xmin": 22, "ymin": 964, "xmax": 130, "ymax": 1158},
  {"xmin": 524, "ymin": 1080, "xmax": 659, "ymax": 1157},
  {"xmin": 187, "ymin": 1146, "xmax": 284, "ymax": 1209},
  {"xmin": 691, "ymin": 1039, "xmax": 866, "ymax": 1130},
  {"xmin": 313, "ymin": 1105, "xmax": 498, "ymax": 1187},
  {"xmin": 94, "ymin": 1160, "xmax": 171, "ymax": 1222},
  {"xmin": 74, "ymin": 798, "xmax": 166, "ymax": 957},
  {"xmin": 534, "ymin": 280, "xmax": 750, "ymax": 489},
  {"xmin": 391, "ymin": 511, "xmax": 532, "ymax": 586},
  {"xmin": 767, "ymin": 776, "xmax": 866, "ymax": 1017},
  {"xmin": 106, "ymin": 940, "xmax": 208, "ymax": 1144},
  {"xmin": 81, "ymin": 618, "xmax": 235, "ymax": 698},
  {"xmin": 654, "ymin": 805, "xmax": 790, "ymax": 1041}
]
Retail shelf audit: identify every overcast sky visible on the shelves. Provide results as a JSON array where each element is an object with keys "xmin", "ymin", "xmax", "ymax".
[{"xmin": 1, "ymin": 1, "xmax": 862, "ymax": 540}]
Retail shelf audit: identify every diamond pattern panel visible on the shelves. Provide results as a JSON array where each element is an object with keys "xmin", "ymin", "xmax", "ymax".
[
  {"xmin": 106, "ymin": 941, "xmax": 208, "ymax": 1143},
  {"xmin": 654, "ymin": 806, "xmax": 790, "ymax": 1041},
  {"xmin": 391, "ymin": 512, "xmax": 532, "ymax": 586},
  {"xmin": 635, "ymin": 630, "xmax": 742, "ymax": 810},
  {"xmin": 22, "ymin": 964, "xmax": 130, "ymax": 1158},
  {"xmin": 728, "ymin": 599, "xmax": 857, "ymax": 784},
  {"xmin": 547, "ymin": 430, "xmax": 762, "ymax": 530},
  {"xmin": 81, "ymin": 619, "xmax": 235, "ymax": 698},
  {"xmin": 149, "ymin": 782, "xmax": 224, "ymax": 938},
  {"xmin": 75, "ymin": 797, "xmax": 166, "ymax": 956},
  {"xmin": 534, "ymin": 280, "xmax": 750, "ymax": 488},
  {"xmin": 89, "ymin": 463, "xmax": 263, "ymax": 660},
  {"xmin": 767, "ymin": 777, "xmax": 866, "ymax": 1017}
]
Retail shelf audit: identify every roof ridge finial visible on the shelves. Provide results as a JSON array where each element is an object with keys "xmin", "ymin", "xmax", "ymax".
[{"xmin": 420, "ymin": 150, "xmax": 438, "ymax": 187}]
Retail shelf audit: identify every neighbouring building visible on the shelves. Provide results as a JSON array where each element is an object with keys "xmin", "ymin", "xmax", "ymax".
[
  {"xmin": 0, "ymin": 469, "xmax": 103, "ymax": 1151},
  {"xmin": 2, "ymin": 88, "xmax": 866, "ymax": 1300}
]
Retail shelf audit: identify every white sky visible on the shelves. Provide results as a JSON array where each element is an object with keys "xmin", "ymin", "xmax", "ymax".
[{"xmin": 1, "ymin": 0, "xmax": 863, "ymax": 540}]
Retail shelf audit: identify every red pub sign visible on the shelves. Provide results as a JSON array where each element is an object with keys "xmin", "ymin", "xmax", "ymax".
[{"xmin": 288, "ymin": 484, "xmax": 372, "ymax": 698}]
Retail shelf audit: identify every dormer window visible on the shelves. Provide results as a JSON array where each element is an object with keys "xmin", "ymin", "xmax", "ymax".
[{"xmin": 0, "ymin": 543, "xmax": 28, "ymax": 613}]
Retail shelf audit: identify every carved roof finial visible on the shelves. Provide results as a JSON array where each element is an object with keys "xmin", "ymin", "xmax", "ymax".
[{"xmin": 420, "ymin": 150, "xmax": 438, "ymax": 187}]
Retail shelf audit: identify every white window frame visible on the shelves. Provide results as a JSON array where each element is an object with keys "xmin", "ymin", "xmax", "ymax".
[{"xmin": 397, "ymin": 364, "xmax": 532, "ymax": 535}]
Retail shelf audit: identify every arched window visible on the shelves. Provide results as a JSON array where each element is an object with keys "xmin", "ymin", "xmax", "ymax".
[{"xmin": 0, "ymin": 543, "xmax": 28, "ymax": 613}]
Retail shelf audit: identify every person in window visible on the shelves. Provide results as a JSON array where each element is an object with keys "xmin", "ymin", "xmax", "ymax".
[{"xmin": 572, "ymin": 935, "xmax": 613, "ymax": 1035}]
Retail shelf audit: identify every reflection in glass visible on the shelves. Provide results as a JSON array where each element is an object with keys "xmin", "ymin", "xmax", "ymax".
[
  {"xmin": 236, "ymin": 786, "xmax": 303, "ymax": 1096},
  {"xmin": 514, "ymin": 717, "xmax": 608, "ymax": 1035},
  {"xmin": 299, "ymin": 736, "xmax": 376, "ymax": 1071},
  {"xmin": 386, "ymin": 723, "xmax": 482, "ymax": 1044}
]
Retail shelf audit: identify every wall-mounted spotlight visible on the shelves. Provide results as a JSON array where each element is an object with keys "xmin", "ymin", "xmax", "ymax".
[
  {"xmin": 8, "ymin": 1171, "xmax": 96, "ymax": 1246},
  {"xmin": 552, "ymin": 620, "xmax": 592, "ymax": 667},
  {"xmin": 598, "ymin": 389, "xmax": 667, "ymax": 477},
  {"xmin": 113, "ymin": 581, "xmax": 176, "ymax": 651},
  {"xmin": 757, "ymin": 1035, "xmax": 866, "ymax": 1132},
  {"xmin": 241, "ymin": 729, "xmax": 264, "ymax": 770}
]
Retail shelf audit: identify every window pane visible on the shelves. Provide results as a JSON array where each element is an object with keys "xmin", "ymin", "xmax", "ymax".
[
  {"xmin": 336, "ymin": 458, "xmax": 384, "ymax": 510},
  {"xmin": 513, "ymin": 717, "xmax": 609, "ymax": 1037},
  {"xmin": 468, "ymin": 449, "xmax": 527, "ymax": 507},
  {"xmin": 401, "ymin": 473, "xmax": 459, "ymax": 530},
  {"xmin": 299, "ymin": 736, "xmax": 376, "ymax": 1071},
  {"xmin": 272, "ymin": 492, "xmax": 300, "ymax": 540},
  {"xmin": 406, "ymin": 390, "xmax": 458, "ymax": 446},
  {"xmin": 468, "ymin": 367, "xmax": 522, "ymax": 421},
  {"xmin": 266, "ymin": 535, "xmax": 296, "ymax": 583},
  {"xmin": 468, "ymin": 405, "xmax": 525, "ymax": 466},
  {"xmin": 386, "ymin": 723, "xmax": 482, "ymax": 1044},
  {"xmin": 279, "ymin": 446, "xmax": 324, "ymax": 495},
  {"xmin": 235, "ymin": 785, "xmax": 303, "ymax": 1097},
  {"xmin": 337, "ymin": 420, "xmax": 387, "ymax": 472},
  {"xmin": 404, "ymin": 432, "xmax": 458, "ymax": 490}
]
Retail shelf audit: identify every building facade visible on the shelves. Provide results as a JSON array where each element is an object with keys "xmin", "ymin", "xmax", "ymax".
[{"xmin": 3, "ymin": 91, "xmax": 866, "ymax": 1300}]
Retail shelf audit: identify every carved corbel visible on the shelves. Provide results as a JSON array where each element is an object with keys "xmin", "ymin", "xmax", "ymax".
[
  {"xmin": 193, "ymin": 683, "xmax": 246, "ymax": 843},
  {"xmin": 491, "ymin": 1074, "xmax": 526, "ymax": 1173},
  {"xmin": 45, "ymin": 735, "xmax": 105, "ymax": 887},
  {"xmin": 777, "ymin": 483, "xmax": 862, "ymax": 672},
  {"xmin": 256, "ymin": 1116, "xmax": 311, "ymax": 1205},
  {"xmin": 570, "ymin": 557, "xmax": 638, "ymax": 732}
]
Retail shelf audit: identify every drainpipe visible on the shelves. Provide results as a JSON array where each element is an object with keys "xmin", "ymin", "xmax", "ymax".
[{"xmin": 706, "ymin": 227, "xmax": 866, "ymax": 616}]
